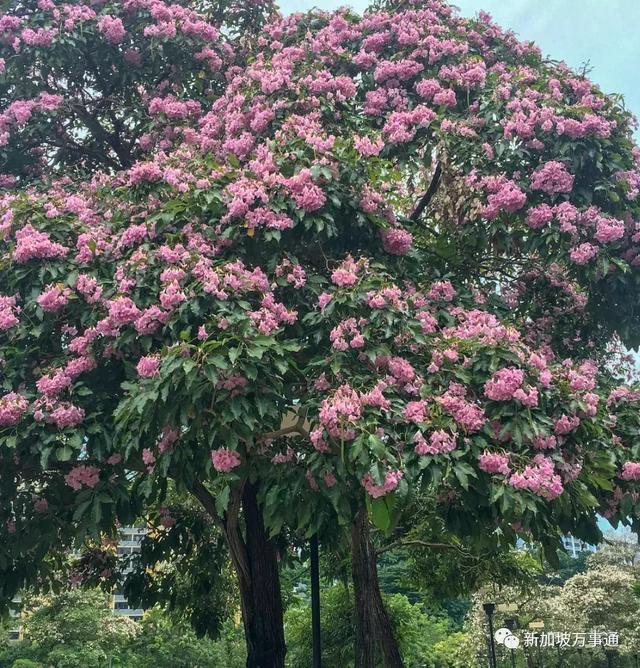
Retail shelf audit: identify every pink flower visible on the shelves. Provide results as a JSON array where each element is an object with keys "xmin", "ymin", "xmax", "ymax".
[
  {"xmin": 354, "ymin": 135, "xmax": 384, "ymax": 157},
  {"xmin": 65, "ymin": 465, "xmax": 100, "ymax": 491},
  {"xmin": 594, "ymin": 216, "xmax": 625, "ymax": 244},
  {"xmin": 478, "ymin": 451, "xmax": 511, "ymax": 475},
  {"xmin": 37, "ymin": 284, "xmax": 71, "ymax": 312},
  {"xmin": 508, "ymin": 455, "xmax": 563, "ymax": 500},
  {"xmin": 526, "ymin": 204, "xmax": 554, "ymax": 229},
  {"xmin": 97, "ymin": 15, "xmax": 126, "ymax": 44},
  {"xmin": 48, "ymin": 403, "xmax": 84, "ymax": 429},
  {"xmin": 0, "ymin": 391, "xmax": 28, "ymax": 426},
  {"xmin": 387, "ymin": 357, "xmax": 415, "ymax": 383},
  {"xmin": 211, "ymin": 448, "xmax": 241, "ymax": 472},
  {"xmin": 570, "ymin": 243, "xmax": 598, "ymax": 264},
  {"xmin": 530, "ymin": 161, "xmax": 574, "ymax": 194},
  {"xmin": 428, "ymin": 281, "xmax": 456, "ymax": 302},
  {"xmin": 403, "ymin": 400, "xmax": 428, "ymax": 423},
  {"xmin": 0, "ymin": 295, "xmax": 20, "ymax": 330},
  {"xmin": 554, "ymin": 414, "xmax": 580, "ymax": 435},
  {"xmin": 362, "ymin": 469, "xmax": 403, "ymax": 498},
  {"xmin": 318, "ymin": 292, "xmax": 332, "ymax": 309},
  {"xmin": 620, "ymin": 462, "xmax": 640, "ymax": 481},
  {"xmin": 76, "ymin": 275, "xmax": 103, "ymax": 303},
  {"xmin": 414, "ymin": 430, "xmax": 456, "ymax": 455},
  {"xmin": 137, "ymin": 355, "xmax": 160, "ymax": 378},
  {"xmin": 437, "ymin": 386, "xmax": 485, "ymax": 432},
  {"xmin": 484, "ymin": 367, "xmax": 525, "ymax": 401},
  {"xmin": 381, "ymin": 228, "xmax": 412, "ymax": 255},
  {"xmin": 13, "ymin": 224, "xmax": 68, "ymax": 263},
  {"xmin": 331, "ymin": 255, "xmax": 364, "ymax": 287}
]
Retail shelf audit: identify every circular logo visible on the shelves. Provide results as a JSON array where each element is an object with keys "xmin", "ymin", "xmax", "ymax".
[
  {"xmin": 494, "ymin": 628, "xmax": 511, "ymax": 644},
  {"xmin": 495, "ymin": 627, "xmax": 520, "ymax": 649}
]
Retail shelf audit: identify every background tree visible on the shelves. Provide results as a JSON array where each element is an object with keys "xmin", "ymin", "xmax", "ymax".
[{"xmin": 19, "ymin": 588, "xmax": 138, "ymax": 668}]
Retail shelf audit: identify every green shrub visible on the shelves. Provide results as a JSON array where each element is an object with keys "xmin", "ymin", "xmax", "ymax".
[{"xmin": 284, "ymin": 585, "xmax": 452, "ymax": 668}]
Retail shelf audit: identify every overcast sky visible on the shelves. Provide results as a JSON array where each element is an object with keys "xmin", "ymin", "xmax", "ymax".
[{"xmin": 278, "ymin": 0, "xmax": 640, "ymax": 126}]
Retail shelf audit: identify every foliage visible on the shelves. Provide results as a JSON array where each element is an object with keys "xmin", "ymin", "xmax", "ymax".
[
  {"xmin": 284, "ymin": 584, "xmax": 453, "ymax": 668},
  {"xmin": 2, "ymin": 0, "xmax": 640, "ymax": 660},
  {"xmin": 121, "ymin": 607, "xmax": 245, "ymax": 668},
  {"xmin": 20, "ymin": 588, "xmax": 137, "ymax": 668}
]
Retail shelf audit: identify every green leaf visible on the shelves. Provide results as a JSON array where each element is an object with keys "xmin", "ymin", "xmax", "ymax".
[
  {"xmin": 56, "ymin": 446, "xmax": 73, "ymax": 461},
  {"xmin": 369, "ymin": 496, "xmax": 391, "ymax": 531},
  {"xmin": 216, "ymin": 486, "xmax": 231, "ymax": 516}
]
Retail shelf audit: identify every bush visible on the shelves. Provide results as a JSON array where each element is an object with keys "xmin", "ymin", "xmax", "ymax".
[
  {"xmin": 11, "ymin": 660, "xmax": 40, "ymax": 668},
  {"xmin": 284, "ymin": 585, "xmax": 452, "ymax": 668}
]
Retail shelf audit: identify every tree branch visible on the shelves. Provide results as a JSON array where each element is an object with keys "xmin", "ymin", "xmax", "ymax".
[
  {"xmin": 409, "ymin": 162, "xmax": 442, "ymax": 222},
  {"xmin": 190, "ymin": 479, "xmax": 225, "ymax": 532},
  {"xmin": 376, "ymin": 539, "xmax": 461, "ymax": 556},
  {"xmin": 261, "ymin": 414, "xmax": 309, "ymax": 440}
]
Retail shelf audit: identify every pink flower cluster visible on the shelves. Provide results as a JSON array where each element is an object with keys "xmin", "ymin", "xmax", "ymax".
[
  {"xmin": 331, "ymin": 255, "xmax": 366, "ymax": 287},
  {"xmin": 211, "ymin": 448, "xmax": 241, "ymax": 472},
  {"xmin": 471, "ymin": 174, "xmax": 527, "ymax": 221},
  {"xmin": 362, "ymin": 469, "xmax": 403, "ymax": 498},
  {"xmin": 508, "ymin": 455, "xmax": 564, "ymax": 500},
  {"xmin": 136, "ymin": 355, "xmax": 160, "ymax": 378},
  {"xmin": 381, "ymin": 228, "xmax": 413, "ymax": 255},
  {"xmin": 484, "ymin": 367, "xmax": 538, "ymax": 406},
  {"xmin": 478, "ymin": 451, "xmax": 511, "ymax": 475},
  {"xmin": 65, "ymin": 465, "xmax": 100, "ymax": 491},
  {"xmin": 330, "ymin": 318, "xmax": 365, "ymax": 350},
  {"xmin": 13, "ymin": 224, "xmax": 68, "ymax": 263},
  {"xmin": 97, "ymin": 15, "xmax": 126, "ymax": 44},
  {"xmin": 413, "ymin": 430, "xmax": 456, "ymax": 455},
  {"xmin": 0, "ymin": 294, "xmax": 20, "ymax": 330},
  {"xmin": 148, "ymin": 95, "xmax": 201, "ymax": 119},
  {"xmin": 530, "ymin": 161, "xmax": 574, "ymax": 194},
  {"xmin": 0, "ymin": 391, "xmax": 29, "ymax": 426},
  {"xmin": 437, "ymin": 384, "xmax": 485, "ymax": 432},
  {"xmin": 37, "ymin": 284, "xmax": 71, "ymax": 312},
  {"xmin": 620, "ymin": 462, "xmax": 640, "ymax": 481},
  {"xmin": 318, "ymin": 384, "xmax": 362, "ymax": 440},
  {"xmin": 553, "ymin": 414, "xmax": 580, "ymax": 435},
  {"xmin": 249, "ymin": 293, "xmax": 297, "ymax": 334}
]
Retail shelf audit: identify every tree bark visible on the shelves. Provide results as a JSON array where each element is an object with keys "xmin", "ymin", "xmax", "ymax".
[
  {"xmin": 350, "ymin": 508, "xmax": 404, "ymax": 668},
  {"xmin": 238, "ymin": 482, "xmax": 286, "ymax": 668},
  {"xmin": 191, "ymin": 479, "xmax": 286, "ymax": 668}
]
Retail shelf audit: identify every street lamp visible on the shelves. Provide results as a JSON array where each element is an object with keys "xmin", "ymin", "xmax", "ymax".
[
  {"xmin": 482, "ymin": 602, "xmax": 498, "ymax": 668},
  {"xmin": 504, "ymin": 618, "xmax": 518, "ymax": 668}
]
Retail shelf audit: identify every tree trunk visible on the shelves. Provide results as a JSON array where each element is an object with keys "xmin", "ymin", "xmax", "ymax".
[
  {"xmin": 350, "ymin": 507, "xmax": 404, "ymax": 668},
  {"xmin": 191, "ymin": 479, "xmax": 286, "ymax": 668},
  {"xmin": 237, "ymin": 482, "xmax": 286, "ymax": 668}
]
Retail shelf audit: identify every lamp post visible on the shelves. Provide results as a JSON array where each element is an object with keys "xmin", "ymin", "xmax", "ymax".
[
  {"xmin": 310, "ymin": 534, "xmax": 322, "ymax": 668},
  {"xmin": 482, "ymin": 602, "xmax": 498, "ymax": 668},
  {"xmin": 504, "ymin": 618, "xmax": 517, "ymax": 668}
]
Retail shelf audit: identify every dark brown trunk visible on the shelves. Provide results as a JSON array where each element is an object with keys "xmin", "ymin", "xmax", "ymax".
[
  {"xmin": 350, "ymin": 508, "xmax": 404, "ymax": 668},
  {"xmin": 192, "ymin": 478, "xmax": 286, "ymax": 668},
  {"xmin": 234, "ymin": 481, "xmax": 286, "ymax": 668}
]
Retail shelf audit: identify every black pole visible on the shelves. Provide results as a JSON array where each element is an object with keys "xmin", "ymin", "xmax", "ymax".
[
  {"xmin": 505, "ymin": 618, "xmax": 517, "ymax": 668},
  {"xmin": 310, "ymin": 534, "xmax": 322, "ymax": 668},
  {"xmin": 482, "ymin": 603, "xmax": 497, "ymax": 668}
]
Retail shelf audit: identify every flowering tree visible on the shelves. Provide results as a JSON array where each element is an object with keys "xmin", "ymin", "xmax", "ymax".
[
  {"xmin": 0, "ymin": 0, "xmax": 274, "ymax": 185},
  {"xmin": 2, "ymin": 0, "xmax": 640, "ymax": 666}
]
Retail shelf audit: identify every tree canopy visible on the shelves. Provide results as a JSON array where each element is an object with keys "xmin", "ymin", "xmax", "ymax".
[{"xmin": 1, "ymin": 0, "xmax": 640, "ymax": 665}]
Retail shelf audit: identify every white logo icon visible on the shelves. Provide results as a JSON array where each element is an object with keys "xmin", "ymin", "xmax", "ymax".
[{"xmin": 495, "ymin": 628, "xmax": 520, "ymax": 649}]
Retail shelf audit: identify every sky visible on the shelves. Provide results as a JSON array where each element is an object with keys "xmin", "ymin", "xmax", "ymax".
[{"xmin": 278, "ymin": 0, "xmax": 640, "ymax": 124}]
